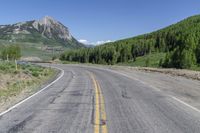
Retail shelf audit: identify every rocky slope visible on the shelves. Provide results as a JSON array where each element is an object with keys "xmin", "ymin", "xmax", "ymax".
[{"xmin": 0, "ymin": 16, "xmax": 84, "ymax": 48}]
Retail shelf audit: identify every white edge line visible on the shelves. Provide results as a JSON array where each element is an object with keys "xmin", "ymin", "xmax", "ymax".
[
  {"xmin": 107, "ymin": 70, "xmax": 200, "ymax": 113},
  {"xmin": 109, "ymin": 68, "xmax": 200, "ymax": 114},
  {"xmin": 170, "ymin": 96, "xmax": 200, "ymax": 114},
  {"xmin": 111, "ymin": 68, "xmax": 200, "ymax": 114},
  {"xmin": 107, "ymin": 68, "xmax": 200, "ymax": 114},
  {"xmin": 108, "ymin": 68, "xmax": 200, "ymax": 114},
  {"xmin": 0, "ymin": 66, "xmax": 64, "ymax": 117},
  {"xmin": 102, "ymin": 68, "xmax": 161, "ymax": 92}
]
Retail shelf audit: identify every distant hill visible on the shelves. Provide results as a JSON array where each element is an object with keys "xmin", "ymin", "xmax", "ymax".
[
  {"xmin": 0, "ymin": 16, "xmax": 85, "ymax": 60},
  {"xmin": 60, "ymin": 15, "xmax": 200, "ymax": 69},
  {"xmin": 0, "ymin": 16, "xmax": 84, "ymax": 48}
]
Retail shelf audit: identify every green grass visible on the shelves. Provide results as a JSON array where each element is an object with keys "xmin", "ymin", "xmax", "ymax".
[
  {"xmin": 116, "ymin": 52, "xmax": 200, "ymax": 71},
  {"xmin": 20, "ymin": 42, "xmax": 65, "ymax": 61},
  {"xmin": 0, "ymin": 62, "xmax": 18, "ymax": 74},
  {"xmin": 117, "ymin": 52, "xmax": 166, "ymax": 67},
  {"xmin": 0, "ymin": 61, "xmax": 56, "ymax": 99},
  {"xmin": 0, "ymin": 40, "xmax": 69, "ymax": 61},
  {"xmin": 190, "ymin": 65, "xmax": 200, "ymax": 71},
  {"xmin": 61, "ymin": 60, "xmax": 80, "ymax": 64}
]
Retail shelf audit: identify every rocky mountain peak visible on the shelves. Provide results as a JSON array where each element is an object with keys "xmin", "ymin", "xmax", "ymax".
[
  {"xmin": 32, "ymin": 16, "xmax": 72, "ymax": 40},
  {"xmin": 39, "ymin": 16, "xmax": 58, "ymax": 26},
  {"xmin": 0, "ymin": 16, "xmax": 84, "ymax": 48}
]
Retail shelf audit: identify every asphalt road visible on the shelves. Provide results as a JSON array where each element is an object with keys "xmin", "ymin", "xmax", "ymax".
[{"xmin": 0, "ymin": 64, "xmax": 200, "ymax": 133}]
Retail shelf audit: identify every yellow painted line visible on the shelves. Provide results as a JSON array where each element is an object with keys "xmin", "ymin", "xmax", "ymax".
[
  {"xmin": 97, "ymin": 81, "xmax": 108, "ymax": 133},
  {"xmin": 91, "ymin": 74, "xmax": 100, "ymax": 133},
  {"xmin": 90, "ymin": 73, "xmax": 108, "ymax": 133}
]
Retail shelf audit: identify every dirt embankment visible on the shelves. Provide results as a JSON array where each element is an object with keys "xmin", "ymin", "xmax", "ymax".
[
  {"xmin": 134, "ymin": 67, "xmax": 200, "ymax": 81},
  {"xmin": 110, "ymin": 65, "xmax": 200, "ymax": 81}
]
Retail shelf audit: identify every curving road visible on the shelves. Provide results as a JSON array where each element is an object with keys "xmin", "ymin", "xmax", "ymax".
[{"xmin": 0, "ymin": 64, "xmax": 200, "ymax": 133}]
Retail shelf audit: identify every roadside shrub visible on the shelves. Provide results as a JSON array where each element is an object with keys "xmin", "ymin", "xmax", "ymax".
[
  {"xmin": 32, "ymin": 71, "xmax": 39, "ymax": 77},
  {"xmin": 145, "ymin": 57, "xmax": 150, "ymax": 67},
  {"xmin": 0, "ymin": 64, "xmax": 7, "ymax": 71},
  {"xmin": 13, "ymin": 70, "xmax": 19, "ymax": 74}
]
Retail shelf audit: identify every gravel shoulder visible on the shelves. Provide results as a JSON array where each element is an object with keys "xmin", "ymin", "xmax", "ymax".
[
  {"xmin": 84, "ymin": 64, "xmax": 200, "ymax": 81},
  {"xmin": 133, "ymin": 67, "xmax": 200, "ymax": 81}
]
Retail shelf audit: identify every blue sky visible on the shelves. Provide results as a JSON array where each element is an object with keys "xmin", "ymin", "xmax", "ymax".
[{"xmin": 0, "ymin": 0, "xmax": 200, "ymax": 45}]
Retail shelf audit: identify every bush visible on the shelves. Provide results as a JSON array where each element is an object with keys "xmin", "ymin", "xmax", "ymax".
[
  {"xmin": 145, "ymin": 57, "xmax": 150, "ymax": 67},
  {"xmin": 52, "ymin": 56, "xmax": 57, "ymax": 60},
  {"xmin": 32, "ymin": 71, "xmax": 39, "ymax": 77},
  {"xmin": 0, "ymin": 44, "xmax": 21, "ymax": 60}
]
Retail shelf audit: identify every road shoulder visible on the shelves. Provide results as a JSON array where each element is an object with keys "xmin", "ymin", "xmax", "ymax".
[{"xmin": 0, "ymin": 64, "xmax": 60, "ymax": 114}]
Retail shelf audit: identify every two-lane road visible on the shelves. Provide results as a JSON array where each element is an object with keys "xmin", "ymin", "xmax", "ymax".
[{"xmin": 0, "ymin": 64, "xmax": 200, "ymax": 133}]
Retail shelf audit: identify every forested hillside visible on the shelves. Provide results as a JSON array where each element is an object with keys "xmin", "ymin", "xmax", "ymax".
[{"xmin": 60, "ymin": 15, "xmax": 200, "ymax": 69}]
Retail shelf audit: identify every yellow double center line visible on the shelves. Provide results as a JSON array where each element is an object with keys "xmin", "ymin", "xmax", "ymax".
[{"xmin": 90, "ymin": 73, "xmax": 108, "ymax": 133}]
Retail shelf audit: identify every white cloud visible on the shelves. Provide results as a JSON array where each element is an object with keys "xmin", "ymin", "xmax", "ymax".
[
  {"xmin": 78, "ymin": 39, "xmax": 88, "ymax": 44},
  {"xmin": 92, "ymin": 40, "xmax": 112, "ymax": 45},
  {"xmin": 78, "ymin": 39, "xmax": 113, "ymax": 45}
]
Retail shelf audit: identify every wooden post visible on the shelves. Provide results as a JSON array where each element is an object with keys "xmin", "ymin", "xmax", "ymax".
[{"xmin": 15, "ymin": 59, "xmax": 18, "ymax": 71}]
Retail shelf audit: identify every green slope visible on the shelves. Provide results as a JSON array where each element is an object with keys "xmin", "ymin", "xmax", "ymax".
[
  {"xmin": 0, "ymin": 40, "xmax": 70, "ymax": 60},
  {"xmin": 60, "ymin": 15, "xmax": 200, "ymax": 69},
  {"xmin": 117, "ymin": 53, "xmax": 166, "ymax": 67}
]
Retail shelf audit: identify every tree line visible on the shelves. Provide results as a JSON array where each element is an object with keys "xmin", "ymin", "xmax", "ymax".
[
  {"xmin": 60, "ymin": 15, "xmax": 200, "ymax": 69},
  {"xmin": 0, "ymin": 44, "xmax": 21, "ymax": 60},
  {"xmin": 60, "ymin": 40, "xmax": 152, "ymax": 65}
]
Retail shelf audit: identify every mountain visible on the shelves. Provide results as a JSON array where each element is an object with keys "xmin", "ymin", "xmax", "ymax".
[
  {"xmin": 0, "ymin": 16, "xmax": 84, "ymax": 48},
  {"xmin": 60, "ymin": 15, "xmax": 200, "ymax": 69}
]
